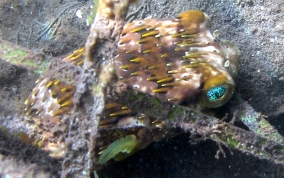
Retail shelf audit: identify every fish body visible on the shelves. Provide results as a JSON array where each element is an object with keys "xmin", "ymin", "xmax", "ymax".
[
  {"xmin": 115, "ymin": 10, "xmax": 240, "ymax": 108},
  {"xmin": 24, "ymin": 10, "xmax": 240, "ymax": 167}
]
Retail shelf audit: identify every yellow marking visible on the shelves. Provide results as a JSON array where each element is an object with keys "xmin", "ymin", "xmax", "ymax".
[
  {"xmin": 57, "ymin": 93, "xmax": 73, "ymax": 104},
  {"xmin": 176, "ymin": 39, "xmax": 194, "ymax": 46},
  {"xmin": 142, "ymin": 30, "xmax": 159, "ymax": 37},
  {"xmin": 35, "ymin": 107, "xmax": 43, "ymax": 115},
  {"xmin": 178, "ymin": 41, "xmax": 194, "ymax": 47},
  {"xmin": 61, "ymin": 86, "xmax": 75, "ymax": 92},
  {"xmin": 54, "ymin": 80, "xmax": 60, "ymax": 85},
  {"xmin": 147, "ymin": 76, "xmax": 159, "ymax": 81},
  {"xmin": 152, "ymin": 119, "xmax": 160, "ymax": 124},
  {"xmin": 70, "ymin": 47, "xmax": 84, "ymax": 53},
  {"xmin": 98, "ymin": 150, "xmax": 104, "ymax": 155},
  {"xmin": 168, "ymin": 70, "xmax": 179, "ymax": 74},
  {"xmin": 120, "ymin": 64, "xmax": 132, "ymax": 69},
  {"xmin": 180, "ymin": 59, "xmax": 190, "ymax": 63},
  {"xmin": 161, "ymin": 53, "xmax": 169, "ymax": 58},
  {"xmin": 155, "ymin": 123, "xmax": 164, "ymax": 128},
  {"xmin": 157, "ymin": 77, "xmax": 174, "ymax": 83},
  {"xmin": 121, "ymin": 106, "xmax": 128, "ymax": 110},
  {"xmin": 152, "ymin": 87, "xmax": 170, "ymax": 93},
  {"xmin": 24, "ymin": 99, "xmax": 29, "ymax": 105},
  {"xmin": 110, "ymin": 109, "xmax": 132, "ymax": 117},
  {"xmin": 131, "ymin": 71, "xmax": 140, "ymax": 76},
  {"xmin": 120, "ymin": 79, "xmax": 128, "ymax": 83},
  {"xmin": 171, "ymin": 30, "xmax": 198, "ymax": 38},
  {"xmin": 143, "ymin": 49, "xmax": 152, "ymax": 53},
  {"xmin": 183, "ymin": 52, "xmax": 205, "ymax": 59},
  {"xmin": 130, "ymin": 25, "xmax": 151, "ymax": 33},
  {"xmin": 35, "ymin": 78, "xmax": 41, "ymax": 83},
  {"xmin": 166, "ymin": 63, "xmax": 175, "ymax": 67},
  {"xmin": 77, "ymin": 60, "xmax": 84, "ymax": 66},
  {"xmin": 138, "ymin": 115, "xmax": 147, "ymax": 119},
  {"xmin": 52, "ymin": 107, "xmax": 71, "ymax": 116},
  {"xmin": 137, "ymin": 38, "xmax": 152, "ymax": 44},
  {"xmin": 126, "ymin": 50, "xmax": 134, "ymax": 54},
  {"xmin": 60, "ymin": 99, "xmax": 73, "ymax": 107},
  {"xmin": 181, "ymin": 34, "xmax": 198, "ymax": 38},
  {"xmin": 139, "ymin": 118, "xmax": 145, "ymax": 124},
  {"xmin": 26, "ymin": 109, "xmax": 32, "ymax": 115},
  {"xmin": 162, "ymin": 82, "xmax": 179, "ymax": 87},
  {"xmin": 182, "ymin": 63, "xmax": 201, "ymax": 68},
  {"xmin": 175, "ymin": 47, "xmax": 184, "ymax": 51},
  {"xmin": 31, "ymin": 88, "xmax": 39, "ymax": 97},
  {"xmin": 148, "ymin": 66, "xmax": 158, "ymax": 70},
  {"xmin": 130, "ymin": 57, "xmax": 143, "ymax": 63},
  {"xmin": 50, "ymin": 91, "xmax": 57, "ymax": 97},
  {"xmin": 168, "ymin": 97, "xmax": 179, "ymax": 102},
  {"xmin": 47, "ymin": 81, "xmax": 54, "ymax": 88},
  {"xmin": 178, "ymin": 10, "xmax": 205, "ymax": 28},
  {"xmin": 70, "ymin": 56, "xmax": 78, "ymax": 61},
  {"xmin": 118, "ymin": 39, "xmax": 129, "ymax": 45},
  {"xmin": 99, "ymin": 145, "xmax": 108, "ymax": 151},
  {"xmin": 65, "ymin": 47, "xmax": 85, "ymax": 61}
]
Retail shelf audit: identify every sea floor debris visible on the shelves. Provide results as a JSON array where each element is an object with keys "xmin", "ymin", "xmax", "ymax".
[{"xmin": 1, "ymin": 0, "xmax": 284, "ymax": 177}]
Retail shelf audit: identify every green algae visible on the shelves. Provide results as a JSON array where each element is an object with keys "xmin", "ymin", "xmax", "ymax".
[
  {"xmin": 1, "ymin": 43, "xmax": 28, "ymax": 60},
  {"xmin": 98, "ymin": 134, "xmax": 138, "ymax": 164},
  {"xmin": 0, "ymin": 41, "xmax": 50, "ymax": 75}
]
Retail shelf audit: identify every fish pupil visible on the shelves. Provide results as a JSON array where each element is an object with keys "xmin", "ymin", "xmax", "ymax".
[{"xmin": 207, "ymin": 86, "xmax": 226, "ymax": 101}]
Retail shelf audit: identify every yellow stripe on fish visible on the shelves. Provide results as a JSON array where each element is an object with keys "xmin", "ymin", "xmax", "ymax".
[{"xmin": 115, "ymin": 10, "xmax": 240, "ymax": 108}]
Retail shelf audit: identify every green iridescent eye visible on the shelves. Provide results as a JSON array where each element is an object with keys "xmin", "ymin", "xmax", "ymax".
[
  {"xmin": 200, "ymin": 83, "xmax": 234, "ymax": 108},
  {"xmin": 207, "ymin": 86, "xmax": 227, "ymax": 101}
]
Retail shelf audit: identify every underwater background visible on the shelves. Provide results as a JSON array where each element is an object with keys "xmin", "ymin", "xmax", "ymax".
[{"xmin": 1, "ymin": 0, "xmax": 284, "ymax": 177}]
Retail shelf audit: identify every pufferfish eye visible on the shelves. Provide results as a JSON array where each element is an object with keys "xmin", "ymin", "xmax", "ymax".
[
  {"xmin": 207, "ymin": 86, "xmax": 227, "ymax": 101},
  {"xmin": 200, "ymin": 82, "xmax": 235, "ymax": 108}
]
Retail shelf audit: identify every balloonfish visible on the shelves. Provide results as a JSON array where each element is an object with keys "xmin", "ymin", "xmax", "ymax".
[
  {"xmin": 115, "ymin": 10, "xmax": 240, "ymax": 109},
  {"xmin": 24, "ymin": 10, "xmax": 240, "ymax": 168},
  {"xmin": 97, "ymin": 10, "xmax": 240, "ymax": 165}
]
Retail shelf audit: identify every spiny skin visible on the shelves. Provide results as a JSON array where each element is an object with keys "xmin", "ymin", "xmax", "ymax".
[
  {"xmin": 23, "ymin": 10, "xmax": 240, "ymax": 167},
  {"xmin": 62, "ymin": 47, "xmax": 85, "ymax": 66},
  {"xmin": 115, "ymin": 10, "xmax": 240, "ymax": 108},
  {"xmin": 25, "ymin": 77, "xmax": 75, "ymax": 158},
  {"xmin": 95, "ymin": 10, "xmax": 240, "ymax": 166},
  {"xmin": 25, "ymin": 77, "xmax": 75, "ymax": 118}
]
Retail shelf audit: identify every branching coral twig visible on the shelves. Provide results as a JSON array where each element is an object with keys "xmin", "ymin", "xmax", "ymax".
[{"xmin": 109, "ymin": 82, "xmax": 284, "ymax": 165}]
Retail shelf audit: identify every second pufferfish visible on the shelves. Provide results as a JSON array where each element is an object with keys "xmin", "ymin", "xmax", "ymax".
[{"xmin": 115, "ymin": 10, "xmax": 240, "ymax": 109}]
